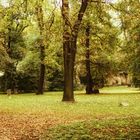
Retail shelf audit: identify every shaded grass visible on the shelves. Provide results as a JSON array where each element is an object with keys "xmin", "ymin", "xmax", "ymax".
[{"xmin": 41, "ymin": 117, "xmax": 140, "ymax": 140}]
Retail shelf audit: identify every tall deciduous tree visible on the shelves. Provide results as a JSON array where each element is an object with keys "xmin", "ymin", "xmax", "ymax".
[
  {"xmin": 62, "ymin": 0, "xmax": 89, "ymax": 101},
  {"xmin": 0, "ymin": 1, "xmax": 28, "ymax": 93},
  {"xmin": 35, "ymin": 0, "xmax": 45, "ymax": 95},
  {"xmin": 85, "ymin": 23, "xmax": 94, "ymax": 94},
  {"xmin": 35, "ymin": 0, "xmax": 56, "ymax": 94},
  {"xmin": 111, "ymin": 0, "xmax": 140, "ymax": 86}
]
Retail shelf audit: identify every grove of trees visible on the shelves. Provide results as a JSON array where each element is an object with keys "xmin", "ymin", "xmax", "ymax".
[{"xmin": 0, "ymin": 0, "xmax": 140, "ymax": 101}]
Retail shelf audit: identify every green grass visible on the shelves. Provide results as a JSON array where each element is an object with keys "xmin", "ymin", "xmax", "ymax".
[
  {"xmin": 41, "ymin": 118, "xmax": 140, "ymax": 140},
  {"xmin": 0, "ymin": 86, "xmax": 140, "ymax": 139},
  {"xmin": 0, "ymin": 86, "xmax": 140, "ymax": 118}
]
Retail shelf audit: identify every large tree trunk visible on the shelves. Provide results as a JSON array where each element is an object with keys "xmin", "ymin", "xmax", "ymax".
[
  {"xmin": 85, "ymin": 24, "xmax": 93, "ymax": 94},
  {"xmin": 62, "ymin": 0, "xmax": 75, "ymax": 101},
  {"xmin": 62, "ymin": 40, "xmax": 75, "ymax": 101},
  {"xmin": 62, "ymin": 0, "xmax": 89, "ymax": 101}
]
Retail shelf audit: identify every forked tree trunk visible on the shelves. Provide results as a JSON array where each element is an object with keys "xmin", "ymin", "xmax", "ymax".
[
  {"xmin": 62, "ymin": 0, "xmax": 89, "ymax": 101},
  {"xmin": 62, "ymin": 0, "xmax": 75, "ymax": 101}
]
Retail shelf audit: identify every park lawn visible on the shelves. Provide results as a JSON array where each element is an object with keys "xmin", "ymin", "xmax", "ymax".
[{"xmin": 0, "ymin": 86, "xmax": 140, "ymax": 139}]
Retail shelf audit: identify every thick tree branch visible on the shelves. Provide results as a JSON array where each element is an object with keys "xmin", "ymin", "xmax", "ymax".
[{"xmin": 72, "ymin": 0, "xmax": 89, "ymax": 36}]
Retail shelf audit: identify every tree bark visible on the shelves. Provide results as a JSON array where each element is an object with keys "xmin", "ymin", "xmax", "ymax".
[
  {"xmin": 5, "ymin": 29, "xmax": 16, "ymax": 94},
  {"xmin": 85, "ymin": 23, "xmax": 99, "ymax": 94},
  {"xmin": 62, "ymin": 39, "xmax": 75, "ymax": 101},
  {"xmin": 62, "ymin": 0, "xmax": 74, "ymax": 101},
  {"xmin": 37, "ymin": 45, "xmax": 45, "ymax": 95},
  {"xmin": 62, "ymin": 0, "xmax": 89, "ymax": 101},
  {"xmin": 36, "ymin": 2, "xmax": 46, "ymax": 95},
  {"xmin": 85, "ymin": 24, "xmax": 93, "ymax": 94}
]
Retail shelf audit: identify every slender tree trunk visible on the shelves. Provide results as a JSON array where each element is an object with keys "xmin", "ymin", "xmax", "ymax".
[
  {"xmin": 85, "ymin": 23, "xmax": 99, "ymax": 94},
  {"xmin": 37, "ymin": 65, "xmax": 45, "ymax": 94},
  {"xmin": 85, "ymin": 24, "xmax": 93, "ymax": 94},
  {"xmin": 5, "ymin": 29, "xmax": 16, "ymax": 94},
  {"xmin": 37, "ymin": 45, "xmax": 45, "ymax": 95},
  {"xmin": 62, "ymin": 0, "xmax": 89, "ymax": 101},
  {"xmin": 36, "ymin": 2, "xmax": 45, "ymax": 95}
]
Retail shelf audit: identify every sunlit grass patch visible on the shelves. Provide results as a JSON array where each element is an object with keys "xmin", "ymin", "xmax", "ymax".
[{"xmin": 0, "ymin": 86, "xmax": 139, "ymax": 118}]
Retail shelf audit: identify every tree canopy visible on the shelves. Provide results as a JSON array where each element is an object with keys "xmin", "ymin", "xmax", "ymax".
[{"xmin": 0, "ymin": 0, "xmax": 139, "ymax": 99}]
